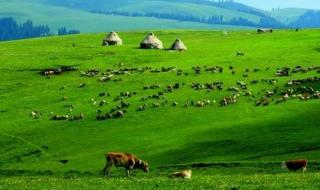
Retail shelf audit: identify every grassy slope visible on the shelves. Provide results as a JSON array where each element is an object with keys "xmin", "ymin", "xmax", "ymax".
[
  {"xmin": 2, "ymin": 174, "xmax": 320, "ymax": 190},
  {"xmin": 267, "ymin": 8, "xmax": 308, "ymax": 24},
  {"xmin": 99, "ymin": 1, "xmax": 260, "ymax": 23},
  {"xmin": 0, "ymin": 29, "xmax": 320, "ymax": 176},
  {"xmin": 0, "ymin": 0, "xmax": 245, "ymax": 33},
  {"xmin": 44, "ymin": 0, "xmax": 261, "ymax": 23}
]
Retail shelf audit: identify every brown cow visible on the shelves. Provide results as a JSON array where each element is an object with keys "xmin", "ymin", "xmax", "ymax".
[
  {"xmin": 102, "ymin": 152, "xmax": 149, "ymax": 177},
  {"xmin": 282, "ymin": 160, "xmax": 308, "ymax": 173}
]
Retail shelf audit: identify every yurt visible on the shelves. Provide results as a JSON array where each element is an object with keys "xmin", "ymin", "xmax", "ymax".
[
  {"xmin": 102, "ymin": 32, "xmax": 122, "ymax": 46},
  {"xmin": 140, "ymin": 33, "xmax": 163, "ymax": 49},
  {"xmin": 170, "ymin": 38, "xmax": 187, "ymax": 51}
]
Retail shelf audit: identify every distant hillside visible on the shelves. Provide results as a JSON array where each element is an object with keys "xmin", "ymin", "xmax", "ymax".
[
  {"xmin": 46, "ymin": 0, "xmax": 260, "ymax": 22},
  {"xmin": 0, "ymin": 0, "xmax": 249, "ymax": 34},
  {"xmin": 1, "ymin": 0, "xmax": 319, "ymax": 38},
  {"xmin": 45, "ymin": 0, "xmax": 279, "ymax": 27},
  {"xmin": 290, "ymin": 10, "xmax": 320, "ymax": 28},
  {"xmin": 267, "ymin": 8, "xmax": 308, "ymax": 24}
]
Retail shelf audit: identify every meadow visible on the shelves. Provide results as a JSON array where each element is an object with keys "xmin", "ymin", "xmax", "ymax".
[
  {"xmin": 2, "ymin": 173, "xmax": 320, "ymax": 190},
  {"xmin": 0, "ymin": 29, "xmax": 320, "ymax": 189}
]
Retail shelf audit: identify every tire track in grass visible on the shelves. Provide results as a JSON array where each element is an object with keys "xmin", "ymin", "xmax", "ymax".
[{"xmin": 0, "ymin": 133, "xmax": 49, "ymax": 156}]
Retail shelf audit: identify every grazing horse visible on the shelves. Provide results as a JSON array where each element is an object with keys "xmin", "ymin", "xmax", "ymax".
[{"xmin": 103, "ymin": 152, "xmax": 149, "ymax": 177}]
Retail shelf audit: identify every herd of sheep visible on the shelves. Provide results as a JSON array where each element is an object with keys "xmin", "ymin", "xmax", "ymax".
[{"xmin": 33, "ymin": 30, "xmax": 320, "ymax": 122}]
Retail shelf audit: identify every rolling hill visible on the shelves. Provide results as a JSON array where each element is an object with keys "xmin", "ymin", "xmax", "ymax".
[
  {"xmin": 0, "ymin": 29, "xmax": 320, "ymax": 175},
  {"xmin": 267, "ymin": 8, "xmax": 308, "ymax": 24},
  {"xmin": 0, "ymin": 0, "xmax": 249, "ymax": 33},
  {"xmin": 1, "ymin": 0, "xmax": 319, "ymax": 37},
  {"xmin": 45, "ymin": 0, "xmax": 262, "ymax": 23}
]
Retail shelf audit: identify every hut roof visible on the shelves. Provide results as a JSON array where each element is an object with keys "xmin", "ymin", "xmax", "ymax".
[
  {"xmin": 170, "ymin": 39, "xmax": 187, "ymax": 51},
  {"xmin": 103, "ymin": 31, "xmax": 122, "ymax": 45},
  {"xmin": 140, "ymin": 33, "xmax": 163, "ymax": 49}
]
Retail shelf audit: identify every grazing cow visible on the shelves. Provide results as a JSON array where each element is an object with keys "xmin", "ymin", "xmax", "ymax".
[
  {"xmin": 282, "ymin": 160, "xmax": 308, "ymax": 173},
  {"xmin": 103, "ymin": 152, "xmax": 149, "ymax": 177},
  {"xmin": 169, "ymin": 169, "xmax": 192, "ymax": 179},
  {"xmin": 257, "ymin": 28, "xmax": 273, "ymax": 33}
]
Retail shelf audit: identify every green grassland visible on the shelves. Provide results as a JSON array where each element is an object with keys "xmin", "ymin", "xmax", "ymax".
[
  {"xmin": 2, "ymin": 173, "xmax": 320, "ymax": 190},
  {"xmin": 0, "ymin": 0, "xmax": 251, "ymax": 33},
  {"xmin": 0, "ymin": 29, "xmax": 320, "ymax": 189}
]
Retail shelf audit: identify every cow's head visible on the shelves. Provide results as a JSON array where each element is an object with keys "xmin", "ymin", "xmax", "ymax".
[
  {"xmin": 138, "ymin": 160, "xmax": 149, "ymax": 173},
  {"xmin": 281, "ymin": 161, "xmax": 287, "ymax": 169}
]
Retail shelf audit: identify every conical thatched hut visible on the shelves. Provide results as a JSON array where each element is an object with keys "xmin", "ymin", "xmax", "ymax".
[
  {"xmin": 170, "ymin": 39, "xmax": 187, "ymax": 51},
  {"xmin": 140, "ymin": 33, "xmax": 163, "ymax": 49},
  {"xmin": 102, "ymin": 32, "xmax": 122, "ymax": 46}
]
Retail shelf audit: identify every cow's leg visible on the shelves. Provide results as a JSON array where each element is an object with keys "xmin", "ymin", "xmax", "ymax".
[
  {"xmin": 303, "ymin": 166, "xmax": 307, "ymax": 174},
  {"xmin": 102, "ymin": 163, "xmax": 108, "ymax": 176},
  {"xmin": 126, "ymin": 166, "xmax": 133, "ymax": 177},
  {"xmin": 126, "ymin": 168, "xmax": 130, "ymax": 177},
  {"xmin": 105, "ymin": 165, "xmax": 112, "ymax": 177},
  {"xmin": 103, "ymin": 160, "xmax": 113, "ymax": 177}
]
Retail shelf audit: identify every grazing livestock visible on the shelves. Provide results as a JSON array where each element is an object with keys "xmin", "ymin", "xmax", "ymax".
[
  {"xmin": 196, "ymin": 101, "xmax": 205, "ymax": 107},
  {"xmin": 81, "ymin": 69, "xmax": 99, "ymax": 77},
  {"xmin": 115, "ymin": 110, "xmax": 125, "ymax": 118},
  {"xmin": 102, "ymin": 152, "xmax": 149, "ymax": 177},
  {"xmin": 50, "ymin": 114, "xmax": 69, "ymax": 120},
  {"xmin": 257, "ymin": 28, "xmax": 273, "ymax": 34},
  {"xmin": 41, "ymin": 68, "xmax": 61, "ymax": 76},
  {"xmin": 255, "ymin": 97, "xmax": 269, "ymax": 106},
  {"xmin": 99, "ymin": 75, "xmax": 113, "ymax": 82},
  {"xmin": 61, "ymin": 96, "xmax": 68, "ymax": 101},
  {"xmin": 172, "ymin": 102, "xmax": 178, "ymax": 106},
  {"xmin": 99, "ymin": 92, "xmax": 110, "ymax": 97},
  {"xmin": 143, "ymin": 84, "xmax": 160, "ymax": 90},
  {"xmin": 287, "ymin": 77, "xmax": 319, "ymax": 86},
  {"xmin": 31, "ymin": 111, "xmax": 41, "ymax": 119},
  {"xmin": 137, "ymin": 105, "xmax": 146, "ymax": 111},
  {"xmin": 69, "ymin": 113, "xmax": 84, "ymax": 121},
  {"xmin": 220, "ymin": 95, "xmax": 238, "ymax": 106},
  {"xmin": 237, "ymin": 81, "xmax": 247, "ymax": 89},
  {"xmin": 78, "ymin": 83, "xmax": 86, "ymax": 88},
  {"xmin": 276, "ymin": 67, "xmax": 291, "ymax": 76},
  {"xmin": 169, "ymin": 169, "xmax": 192, "ymax": 179},
  {"xmin": 153, "ymin": 102, "xmax": 160, "ymax": 108},
  {"xmin": 236, "ymin": 51, "xmax": 244, "ymax": 56},
  {"xmin": 192, "ymin": 81, "xmax": 223, "ymax": 91},
  {"xmin": 41, "ymin": 66, "xmax": 78, "ymax": 76},
  {"xmin": 250, "ymin": 80, "xmax": 258, "ymax": 84},
  {"xmin": 282, "ymin": 160, "xmax": 308, "ymax": 173}
]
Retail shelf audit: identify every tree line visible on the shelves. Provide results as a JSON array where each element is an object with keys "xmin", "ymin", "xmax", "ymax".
[
  {"xmin": 91, "ymin": 10, "xmax": 284, "ymax": 28},
  {"xmin": 0, "ymin": 17, "xmax": 80, "ymax": 41}
]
